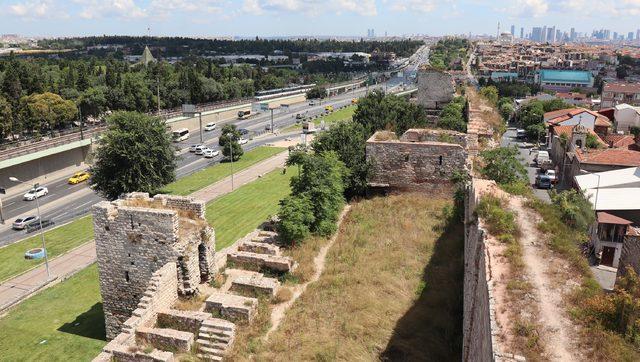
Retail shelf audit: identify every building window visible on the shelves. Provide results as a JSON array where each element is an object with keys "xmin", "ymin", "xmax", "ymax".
[
  {"xmin": 438, "ymin": 156, "xmax": 443, "ymax": 165},
  {"xmin": 404, "ymin": 154, "xmax": 410, "ymax": 162},
  {"xmin": 125, "ymin": 271, "xmax": 130, "ymax": 282}
]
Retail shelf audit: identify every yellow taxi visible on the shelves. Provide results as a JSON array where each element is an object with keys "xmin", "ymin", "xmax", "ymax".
[
  {"xmin": 351, "ymin": 98, "xmax": 358, "ymax": 104},
  {"xmin": 324, "ymin": 105, "xmax": 334, "ymax": 112},
  {"xmin": 68, "ymin": 171, "xmax": 90, "ymax": 185}
]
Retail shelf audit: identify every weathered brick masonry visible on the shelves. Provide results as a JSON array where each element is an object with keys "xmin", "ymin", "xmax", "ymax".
[
  {"xmin": 93, "ymin": 192, "xmax": 216, "ymax": 340},
  {"xmin": 366, "ymin": 129, "xmax": 469, "ymax": 193},
  {"xmin": 417, "ymin": 67, "xmax": 455, "ymax": 110}
]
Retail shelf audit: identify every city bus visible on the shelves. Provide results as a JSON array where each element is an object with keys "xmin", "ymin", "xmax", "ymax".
[
  {"xmin": 238, "ymin": 110, "xmax": 252, "ymax": 119},
  {"xmin": 172, "ymin": 128, "xmax": 190, "ymax": 142}
]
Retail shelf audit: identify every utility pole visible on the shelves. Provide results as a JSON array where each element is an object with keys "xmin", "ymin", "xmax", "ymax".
[
  {"xmin": 198, "ymin": 112, "xmax": 203, "ymax": 143},
  {"xmin": 230, "ymin": 137, "xmax": 235, "ymax": 191},
  {"xmin": 270, "ymin": 108, "xmax": 274, "ymax": 134},
  {"xmin": 78, "ymin": 106, "xmax": 84, "ymax": 140}
]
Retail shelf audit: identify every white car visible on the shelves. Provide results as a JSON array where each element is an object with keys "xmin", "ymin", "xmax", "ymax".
[
  {"xmin": 194, "ymin": 145, "xmax": 207, "ymax": 155},
  {"xmin": 23, "ymin": 186, "xmax": 48, "ymax": 201},
  {"xmin": 203, "ymin": 149, "xmax": 220, "ymax": 158},
  {"xmin": 204, "ymin": 122, "xmax": 216, "ymax": 131},
  {"xmin": 13, "ymin": 215, "xmax": 39, "ymax": 230},
  {"xmin": 238, "ymin": 138, "xmax": 248, "ymax": 145},
  {"xmin": 189, "ymin": 144, "xmax": 202, "ymax": 152}
]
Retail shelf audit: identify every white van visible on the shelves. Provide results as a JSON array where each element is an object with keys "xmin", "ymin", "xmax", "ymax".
[
  {"xmin": 172, "ymin": 128, "xmax": 189, "ymax": 142},
  {"xmin": 204, "ymin": 122, "xmax": 216, "ymax": 131},
  {"xmin": 534, "ymin": 150, "xmax": 550, "ymax": 166}
]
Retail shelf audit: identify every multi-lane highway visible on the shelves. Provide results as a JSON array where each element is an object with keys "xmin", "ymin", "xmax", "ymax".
[{"xmin": 0, "ymin": 86, "xmax": 368, "ymax": 247}]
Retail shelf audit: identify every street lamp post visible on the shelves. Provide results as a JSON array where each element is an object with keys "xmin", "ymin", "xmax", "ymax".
[{"xmin": 10, "ymin": 177, "xmax": 50, "ymax": 278}]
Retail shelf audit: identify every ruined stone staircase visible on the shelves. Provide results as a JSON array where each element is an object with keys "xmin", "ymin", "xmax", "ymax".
[{"xmin": 196, "ymin": 318, "xmax": 236, "ymax": 361}]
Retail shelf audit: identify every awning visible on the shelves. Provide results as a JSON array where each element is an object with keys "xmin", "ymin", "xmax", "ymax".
[{"xmin": 597, "ymin": 212, "xmax": 632, "ymax": 225}]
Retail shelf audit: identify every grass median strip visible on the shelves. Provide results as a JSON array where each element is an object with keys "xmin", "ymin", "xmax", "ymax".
[
  {"xmin": 162, "ymin": 146, "xmax": 285, "ymax": 195},
  {"xmin": 206, "ymin": 166, "xmax": 296, "ymax": 250},
  {"xmin": 0, "ymin": 216, "xmax": 94, "ymax": 283},
  {"xmin": 283, "ymin": 105, "xmax": 355, "ymax": 132},
  {"xmin": 0, "ymin": 166, "xmax": 295, "ymax": 359}
]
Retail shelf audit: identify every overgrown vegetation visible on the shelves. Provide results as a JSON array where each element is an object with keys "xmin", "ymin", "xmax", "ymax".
[
  {"xmin": 479, "ymin": 147, "xmax": 527, "ymax": 186},
  {"xmin": 429, "ymin": 38, "xmax": 469, "ymax": 70},
  {"xmin": 476, "ymin": 196, "xmax": 522, "ymax": 266},
  {"xmin": 258, "ymin": 194, "xmax": 463, "ymax": 360},
  {"xmin": 218, "ymin": 124, "xmax": 244, "ymax": 161},
  {"xmin": 516, "ymin": 98, "xmax": 572, "ymax": 141},
  {"xmin": 437, "ymin": 95, "xmax": 467, "ymax": 132},
  {"xmin": 352, "ymin": 90, "xmax": 427, "ymax": 136},
  {"xmin": 277, "ymin": 151, "xmax": 345, "ymax": 245}
]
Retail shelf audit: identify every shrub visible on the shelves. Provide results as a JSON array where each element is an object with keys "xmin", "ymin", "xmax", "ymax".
[
  {"xmin": 479, "ymin": 146, "xmax": 527, "ymax": 185},
  {"xmin": 549, "ymin": 189, "xmax": 595, "ymax": 231},
  {"xmin": 277, "ymin": 195, "xmax": 315, "ymax": 245}
]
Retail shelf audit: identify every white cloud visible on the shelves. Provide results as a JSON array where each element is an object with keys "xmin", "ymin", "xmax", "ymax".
[
  {"xmin": 8, "ymin": 0, "xmax": 54, "ymax": 18},
  {"xmin": 509, "ymin": 0, "xmax": 549, "ymax": 18},
  {"xmin": 76, "ymin": 0, "xmax": 146, "ymax": 19},
  {"xmin": 242, "ymin": 0, "xmax": 377, "ymax": 16},
  {"xmin": 390, "ymin": 0, "xmax": 437, "ymax": 13},
  {"xmin": 149, "ymin": 0, "xmax": 223, "ymax": 17}
]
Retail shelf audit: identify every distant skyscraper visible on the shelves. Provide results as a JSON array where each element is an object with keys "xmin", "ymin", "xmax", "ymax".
[
  {"xmin": 614, "ymin": 31, "xmax": 618, "ymax": 40},
  {"xmin": 532, "ymin": 27, "xmax": 543, "ymax": 42},
  {"xmin": 570, "ymin": 28, "xmax": 576, "ymax": 41},
  {"xmin": 510, "ymin": 25, "xmax": 515, "ymax": 36},
  {"xmin": 629, "ymin": 32, "xmax": 634, "ymax": 41},
  {"xmin": 520, "ymin": 27, "xmax": 524, "ymax": 39},
  {"xmin": 542, "ymin": 26, "xmax": 547, "ymax": 42},
  {"xmin": 637, "ymin": 29, "xmax": 640, "ymax": 41}
]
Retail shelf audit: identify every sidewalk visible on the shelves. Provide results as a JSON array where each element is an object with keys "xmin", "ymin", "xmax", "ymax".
[{"xmin": 0, "ymin": 150, "xmax": 288, "ymax": 312}]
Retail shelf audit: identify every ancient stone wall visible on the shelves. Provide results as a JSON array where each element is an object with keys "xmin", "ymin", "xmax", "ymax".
[
  {"xmin": 93, "ymin": 193, "xmax": 215, "ymax": 340},
  {"xmin": 417, "ymin": 68, "xmax": 454, "ymax": 109},
  {"xmin": 616, "ymin": 235, "xmax": 640, "ymax": 280},
  {"xmin": 366, "ymin": 130, "xmax": 468, "ymax": 193},
  {"xmin": 400, "ymin": 128, "xmax": 468, "ymax": 148}
]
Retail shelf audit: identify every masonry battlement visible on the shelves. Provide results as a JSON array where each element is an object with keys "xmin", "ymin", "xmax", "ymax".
[{"xmin": 93, "ymin": 193, "xmax": 216, "ymax": 340}]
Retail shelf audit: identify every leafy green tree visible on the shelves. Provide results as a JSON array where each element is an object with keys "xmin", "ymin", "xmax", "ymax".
[
  {"xmin": 78, "ymin": 86, "xmax": 107, "ymax": 120},
  {"xmin": 287, "ymin": 151, "xmax": 345, "ymax": 236},
  {"xmin": 480, "ymin": 86, "xmax": 499, "ymax": 105},
  {"xmin": 517, "ymin": 100, "xmax": 545, "ymax": 129},
  {"xmin": 526, "ymin": 123, "xmax": 546, "ymax": 143},
  {"xmin": 312, "ymin": 121, "xmax": 369, "ymax": 198},
  {"xmin": 90, "ymin": 112, "xmax": 177, "ymax": 200},
  {"xmin": 306, "ymin": 85, "xmax": 327, "ymax": 99},
  {"xmin": 19, "ymin": 92, "xmax": 78, "ymax": 131},
  {"xmin": 219, "ymin": 124, "xmax": 243, "ymax": 161},
  {"xmin": 1, "ymin": 64, "xmax": 22, "ymax": 103},
  {"xmin": 549, "ymin": 189, "xmax": 595, "ymax": 230},
  {"xmin": 480, "ymin": 147, "xmax": 527, "ymax": 185},
  {"xmin": 353, "ymin": 90, "xmax": 427, "ymax": 136},
  {"xmin": 499, "ymin": 102, "xmax": 514, "ymax": 121},
  {"xmin": 541, "ymin": 98, "xmax": 570, "ymax": 112},
  {"xmin": 0, "ymin": 96, "xmax": 14, "ymax": 139},
  {"xmin": 277, "ymin": 195, "xmax": 315, "ymax": 245}
]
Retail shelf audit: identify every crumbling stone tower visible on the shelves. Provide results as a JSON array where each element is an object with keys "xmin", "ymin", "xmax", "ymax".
[
  {"xmin": 417, "ymin": 66, "xmax": 455, "ymax": 110},
  {"xmin": 93, "ymin": 192, "xmax": 216, "ymax": 340}
]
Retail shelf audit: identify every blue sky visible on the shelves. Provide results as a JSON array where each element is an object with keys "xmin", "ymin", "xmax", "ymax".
[{"xmin": 2, "ymin": 0, "xmax": 640, "ymax": 38}]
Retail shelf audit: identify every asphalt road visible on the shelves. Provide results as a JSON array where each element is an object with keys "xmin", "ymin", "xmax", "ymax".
[
  {"xmin": 501, "ymin": 127, "xmax": 551, "ymax": 203},
  {"xmin": 0, "ymin": 85, "xmax": 372, "ymax": 247}
]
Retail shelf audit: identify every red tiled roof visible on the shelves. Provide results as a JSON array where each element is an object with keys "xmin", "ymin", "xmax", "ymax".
[
  {"xmin": 575, "ymin": 147, "xmax": 640, "ymax": 167},
  {"xmin": 551, "ymin": 125, "xmax": 608, "ymax": 146},
  {"xmin": 545, "ymin": 108, "xmax": 611, "ymax": 127},
  {"xmin": 604, "ymin": 82, "xmax": 640, "ymax": 94},
  {"xmin": 597, "ymin": 212, "xmax": 632, "ymax": 225},
  {"xmin": 604, "ymin": 134, "xmax": 636, "ymax": 148}
]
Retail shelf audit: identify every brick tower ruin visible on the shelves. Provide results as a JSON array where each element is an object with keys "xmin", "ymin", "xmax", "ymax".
[{"xmin": 93, "ymin": 192, "xmax": 216, "ymax": 340}]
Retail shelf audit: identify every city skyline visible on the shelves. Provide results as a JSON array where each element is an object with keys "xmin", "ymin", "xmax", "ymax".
[{"xmin": 2, "ymin": 0, "xmax": 640, "ymax": 38}]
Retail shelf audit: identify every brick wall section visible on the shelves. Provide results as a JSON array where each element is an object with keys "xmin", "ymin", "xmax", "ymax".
[
  {"xmin": 616, "ymin": 235, "xmax": 640, "ymax": 280},
  {"xmin": 366, "ymin": 130, "xmax": 468, "ymax": 193},
  {"xmin": 93, "ymin": 193, "xmax": 215, "ymax": 340},
  {"xmin": 135, "ymin": 327, "xmax": 194, "ymax": 353},
  {"xmin": 417, "ymin": 68, "xmax": 455, "ymax": 109}
]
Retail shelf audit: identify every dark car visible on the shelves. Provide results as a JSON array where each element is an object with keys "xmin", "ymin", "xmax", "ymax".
[
  {"xmin": 239, "ymin": 128, "xmax": 249, "ymax": 135},
  {"xmin": 26, "ymin": 219, "xmax": 55, "ymax": 233},
  {"xmin": 535, "ymin": 174, "xmax": 552, "ymax": 189}
]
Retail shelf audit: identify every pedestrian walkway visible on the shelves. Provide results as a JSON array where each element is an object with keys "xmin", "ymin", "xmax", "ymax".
[{"xmin": 0, "ymin": 150, "xmax": 288, "ymax": 312}]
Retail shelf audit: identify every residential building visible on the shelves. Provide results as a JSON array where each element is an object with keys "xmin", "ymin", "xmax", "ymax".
[
  {"xmin": 601, "ymin": 82, "xmax": 640, "ymax": 108},
  {"xmin": 612, "ymin": 103, "xmax": 640, "ymax": 132},
  {"xmin": 536, "ymin": 69, "xmax": 594, "ymax": 91}
]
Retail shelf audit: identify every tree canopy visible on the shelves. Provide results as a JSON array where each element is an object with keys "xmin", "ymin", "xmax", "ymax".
[
  {"xmin": 353, "ymin": 90, "xmax": 427, "ymax": 136},
  {"xmin": 479, "ymin": 147, "xmax": 527, "ymax": 185},
  {"xmin": 90, "ymin": 111, "xmax": 177, "ymax": 200}
]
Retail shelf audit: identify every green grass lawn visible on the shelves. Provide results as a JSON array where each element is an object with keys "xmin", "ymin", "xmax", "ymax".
[
  {"xmin": 0, "ymin": 167, "xmax": 295, "ymax": 360},
  {"xmin": 207, "ymin": 166, "xmax": 295, "ymax": 250},
  {"xmin": 161, "ymin": 146, "xmax": 285, "ymax": 195},
  {"xmin": 283, "ymin": 105, "xmax": 356, "ymax": 132},
  {"xmin": 0, "ymin": 216, "xmax": 94, "ymax": 283},
  {"xmin": 0, "ymin": 264, "xmax": 106, "ymax": 361}
]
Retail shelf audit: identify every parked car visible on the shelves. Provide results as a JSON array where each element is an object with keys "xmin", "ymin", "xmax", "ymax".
[
  {"xmin": 203, "ymin": 149, "xmax": 220, "ymax": 158},
  {"xmin": 26, "ymin": 219, "xmax": 55, "ymax": 233},
  {"xmin": 534, "ymin": 150, "xmax": 550, "ymax": 167},
  {"xmin": 295, "ymin": 113, "xmax": 303, "ymax": 119},
  {"xmin": 194, "ymin": 145, "xmax": 207, "ymax": 155},
  {"xmin": 189, "ymin": 144, "xmax": 202, "ymax": 152},
  {"xmin": 535, "ymin": 174, "xmax": 553, "ymax": 189},
  {"xmin": 308, "ymin": 100, "xmax": 317, "ymax": 106},
  {"xmin": 23, "ymin": 186, "xmax": 48, "ymax": 201},
  {"xmin": 544, "ymin": 169, "xmax": 557, "ymax": 184},
  {"xmin": 324, "ymin": 105, "xmax": 334, "ymax": 112},
  {"xmin": 239, "ymin": 128, "xmax": 249, "ymax": 135},
  {"xmin": 516, "ymin": 129, "xmax": 527, "ymax": 140},
  {"xmin": 204, "ymin": 122, "xmax": 216, "ymax": 131},
  {"xmin": 68, "ymin": 171, "xmax": 90, "ymax": 185},
  {"xmin": 238, "ymin": 138, "xmax": 248, "ymax": 145},
  {"xmin": 12, "ymin": 215, "xmax": 39, "ymax": 230}
]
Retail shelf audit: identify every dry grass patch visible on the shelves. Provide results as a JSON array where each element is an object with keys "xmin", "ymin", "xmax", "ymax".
[
  {"xmin": 252, "ymin": 193, "xmax": 463, "ymax": 361},
  {"xmin": 272, "ymin": 287, "xmax": 293, "ymax": 304},
  {"xmin": 173, "ymin": 293, "xmax": 208, "ymax": 312}
]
